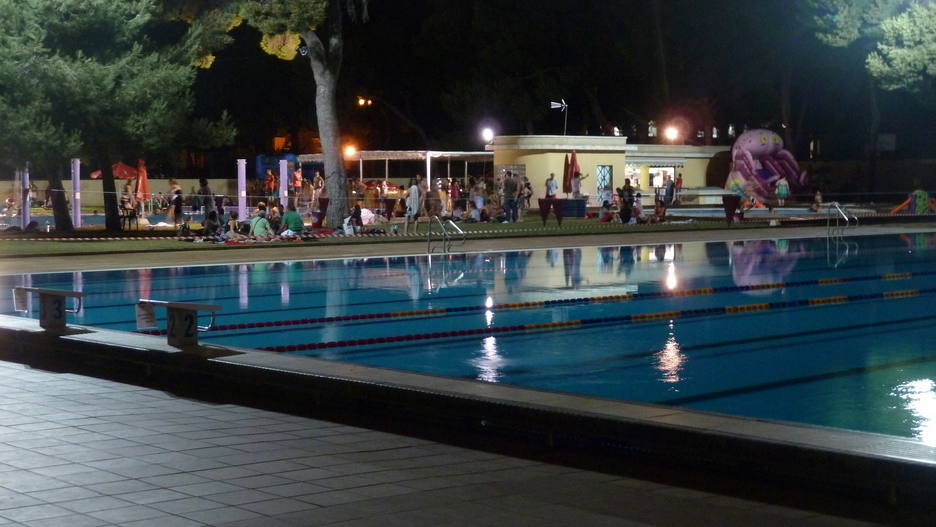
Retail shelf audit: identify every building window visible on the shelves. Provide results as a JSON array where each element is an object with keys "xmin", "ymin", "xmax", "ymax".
[{"xmin": 596, "ymin": 165, "xmax": 613, "ymax": 204}]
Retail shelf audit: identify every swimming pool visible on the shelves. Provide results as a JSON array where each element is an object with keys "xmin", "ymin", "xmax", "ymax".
[{"xmin": 3, "ymin": 233, "xmax": 936, "ymax": 444}]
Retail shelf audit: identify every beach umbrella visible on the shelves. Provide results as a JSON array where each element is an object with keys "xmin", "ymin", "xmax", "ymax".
[
  {"xmin": 562, "ymin": 154, "xmax": 571, "ymax": 194},
  {"xmin": 134, "ymin": 159, "xmax": 150, "ymax": 202},
  {"xmin": 111, "ymin": 162, "xmax": 138, "ymax": 179}
]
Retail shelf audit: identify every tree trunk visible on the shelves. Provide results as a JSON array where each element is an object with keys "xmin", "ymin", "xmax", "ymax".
[
  {"xmin": 312, "ymin": 68, "xmax": 348, "ymax": 227},
  {"xmin": 50, "ymin": 164, "xmax": 73, "ymax": 232},
  {"xmin": 303, "ymin": 0, "xmax": 349, "ymax": 228},
  {"xmin": 96, "ymin": 154, "xmax": 121, "ymax": 231}
]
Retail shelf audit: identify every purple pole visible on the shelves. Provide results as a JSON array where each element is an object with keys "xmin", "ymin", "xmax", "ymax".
[
  {"xmin": 21, "ymin": 164, "xmax": 31, "ymax": 229},
  {"xmin": 279, "ymin": 159, "xmax": 289, "ymax": 210},
  {"xmin": 237, "ymin": 159, "xmax": 247, "ymax": 221},
  {"xmin": 71, "ymin": 158, "xmax": 81, "ymax": 228}
]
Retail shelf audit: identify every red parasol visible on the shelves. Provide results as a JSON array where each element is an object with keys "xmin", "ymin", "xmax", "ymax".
[
  {"xmin": 111, "ymin": 162, "xmax": 138, "ymax": 179},
  {"xmin": 562, "ymin": 154, "xmax": 571, "ymax": 194},
  {"xmin": 135, "ymin": 159, "xmax": 150, "ymax": 202}
]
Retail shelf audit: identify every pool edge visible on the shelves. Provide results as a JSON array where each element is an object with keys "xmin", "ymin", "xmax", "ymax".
[{"xmin": 1, "ymin": 314, "xmax": 934, "ymax": 510}]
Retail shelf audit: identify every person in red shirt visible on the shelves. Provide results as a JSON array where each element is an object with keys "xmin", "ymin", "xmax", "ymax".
[{"xmin": 264, "ymin": 169, "xmax": 277, "ymax": 201}]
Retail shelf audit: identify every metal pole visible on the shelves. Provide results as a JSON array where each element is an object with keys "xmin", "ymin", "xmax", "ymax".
[
  {"xmin": 278, "ymin": 159, "xmax": 289, "ymax": 210},
  {"xmin": 21, "ymin": 163, "xmax": 31, "ymax": 229},
  {"xmin": 385, "ymin": 158, "xmax": 389, "ymax": 180},
  {"xmin": 563, "ymin": 108, "xmax": 568, "ymax": 136},
  {"xmin": 71, "ymin": 158, "xmax": 81, "ymax": 227},
  {"xmin": 237, "ymin": 159, "xmax": 247, "ymax": 221},
  {"xmin": 425, "ymin": 151, "xmax": 432, "ymax": 188},
  {"xmin": 359, "ymin": 158, "xmax": 363, "ymax": 181}
]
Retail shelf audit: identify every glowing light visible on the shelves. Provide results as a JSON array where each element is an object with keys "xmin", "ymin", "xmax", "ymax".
[
  {"xmin": 481, "ymin": 128, "xmax": 494, "ymax": 143},
  {"xmin": 484, "ymin": 296, "xmax": 494, "ymax": 308},
  {"xmin": 894, "ymin": 379, "xmax": 936, "ymax": 446},
  {"xmin": 343, "ymin": 144, "xmax": 357, "ymax": 158},
  {"xmin": 665, "ymin": 263, "xmax": 678, "ymax": 290},
  {"xmin": 664, "ymin": 126, "xmax": 679, "ymax": 141},
  {"xmin": 356, "ymin": 96, "xmax": 372, "ymax": 106},
  {"xmin": 485, "ymin": 309, "xmax": 494, "ymax": 327}
]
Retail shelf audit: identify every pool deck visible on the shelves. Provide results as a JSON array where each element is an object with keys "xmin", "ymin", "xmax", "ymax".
[{"xmin": 2, "ymin": 223, "xmax": 936, "ymax": 525}]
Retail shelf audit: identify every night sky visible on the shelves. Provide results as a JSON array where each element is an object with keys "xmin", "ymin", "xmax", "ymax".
[{"xmin": 192, "ymin": 0, "xmax": 936, "ymax": 162}]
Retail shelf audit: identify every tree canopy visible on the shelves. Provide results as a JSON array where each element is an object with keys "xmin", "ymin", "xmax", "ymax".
[{"xmin": 0, "ymin": 0, "xmax": 235, "ymax": 230}]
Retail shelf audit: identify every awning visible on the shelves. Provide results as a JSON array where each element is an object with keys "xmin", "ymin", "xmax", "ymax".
[{"xmin": 626, "ymin": 157, "xmax": 686, "ymax": 168}]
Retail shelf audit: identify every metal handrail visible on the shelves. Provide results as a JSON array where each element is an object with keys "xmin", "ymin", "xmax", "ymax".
[
  {"xmin": 427, "ymin": 215, "xmax": 448, "ymax": 253},
  {"xmin": 427, "ymin": 217, "xmax": 467, "ymax": 253},
  {"xmin": 827, "ymin": 201, "xmax": 858, "ymax": 235}
]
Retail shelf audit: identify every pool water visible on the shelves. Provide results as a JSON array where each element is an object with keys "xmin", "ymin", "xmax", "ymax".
[{"xmin": 4, "ymin": 233, "xmax": 936, "ymax": 443}]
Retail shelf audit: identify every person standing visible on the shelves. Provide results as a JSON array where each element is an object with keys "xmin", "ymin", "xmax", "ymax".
[
  {"xmin": 503, "ymin": 171, "xmax": 519, "ymax": 223},
  {"xmin": 541, "ymin": 172, "xmax": 562, "ymax": 226},
  {"xmin": 311, "ymin": 170, "xmax": 325, "ymax": 211},
  {"xmin": 291, "ymin": 167, "xmax": 303, "ymax": 208},
  {"xmin": 674, "ymin": 173, "xmax": 684, "ymax": 204},
  {"xmin": 471, "ymin": 177, "xmax": 486, "ymax": 211},
  {"xmin": 663, "ymin": 174, "xmax": 675, "ymax": 206},
  {"xmin": 571, "ymin": 172, "xmax": 588, "ymax": 199},
  {"xmin": 197, "ymin": 178, "xmax": 214, "ymax": 214},
  {"xmin": 775, "ymin": 175, "xmax": 789, "ymax": 207},
  {"xmin": 404, "ymin": 178, "xmax": 424, "ymax": 233},
  {"xmin": 264, "ymin": 169, "xmax": 277, "ymax": 201}
]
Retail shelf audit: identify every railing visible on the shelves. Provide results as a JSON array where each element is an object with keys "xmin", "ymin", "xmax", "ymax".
[
  {"xmin": 426, "ymin": 216, "xmax": 466, "ymax": 253},
  {"xmin": 826, "ymin": 201, "xmax": 858, "ymax": 236}
]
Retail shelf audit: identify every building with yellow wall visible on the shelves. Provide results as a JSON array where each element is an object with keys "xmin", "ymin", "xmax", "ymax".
[{"xmin": 487, "ymin": 135, "xmax": 729, "ymax": 205}]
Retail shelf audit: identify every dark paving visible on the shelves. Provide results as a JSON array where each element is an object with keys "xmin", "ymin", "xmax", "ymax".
[{"xmin": 0, "ymin": 359, "xmax": 887, "ymax": 526}]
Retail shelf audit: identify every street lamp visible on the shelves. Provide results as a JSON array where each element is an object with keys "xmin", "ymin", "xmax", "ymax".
[
  {"xmin": 343, "ymin": 144, "xmax": 357, "ymax": 158},
  {"xmin": 481, "ymin": 127, "xmax": 495, "ymax": 143},
  {"xmin": 356, "ymin": 96, "xmax": 373, "ymax": 107},
  {"xmin": 664, "ymin": 126, "xmax": 679, "ymax": 142}
]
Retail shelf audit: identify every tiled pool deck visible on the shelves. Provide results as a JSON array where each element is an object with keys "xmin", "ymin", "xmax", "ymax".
[{"xmin": 2, "ymin": 223, "xmax": 936, "ymax": 525}]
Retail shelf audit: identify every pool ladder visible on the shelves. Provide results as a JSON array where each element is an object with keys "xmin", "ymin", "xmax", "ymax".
[
  {"xmin": 427, "ymin": 216, "xmax": 466, "ymax": 253},
  {"xmin": 826, "ymin": 202, "xmax": 859, "ymax": 268},
  {"xmin": 826, "ymin": 201, "xmax": 858, "ymax": 237}
]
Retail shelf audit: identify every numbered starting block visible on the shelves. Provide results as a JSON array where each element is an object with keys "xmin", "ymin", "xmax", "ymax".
[
  {"xmin": 136, "ymin": 299, "xmax": 220, "ymax": 348},
  {"xmin": 12, "ymin": 287, "xmax": 85, "ymax": 335}
]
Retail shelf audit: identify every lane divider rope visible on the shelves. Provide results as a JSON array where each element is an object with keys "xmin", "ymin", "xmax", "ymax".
[
  {"xmin": 136, "ymin": 269, "xmax": 923, "ymax": 336},
  {"xmin": 259, "ymin": 287, "xmax": 929, "ymax": 353}
]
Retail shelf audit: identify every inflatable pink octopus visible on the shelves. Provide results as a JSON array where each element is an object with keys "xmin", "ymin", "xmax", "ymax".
[{"xmin": 724, "ymin": 129, "xmax": 807, "ymax": 202}]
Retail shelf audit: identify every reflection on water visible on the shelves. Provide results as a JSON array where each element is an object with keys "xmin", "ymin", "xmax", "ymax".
[
  {"xmin": 654, "ymin": 320, "xmax": 684, "ymax": 385},
  {"xmin": 729, "ymin": 239, "xmax": 806, "ymax": 292},
  {"xmin": 473, "ymin": 336, "xmax": 503, "ymax": 382},
  {"xmin": 893, "ymin": 379, "xmax": 936, "ymax": 446},
  {"xmin": 665, "ymin": 263, "xmax": 678, "ymax": 290}
]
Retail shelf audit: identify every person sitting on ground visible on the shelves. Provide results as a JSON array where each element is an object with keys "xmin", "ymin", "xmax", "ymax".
[
  {"xmin": 631, "ymin": 193, "xmax": 644, "ymax": 224},
  {"xmin": 201, "ymin": 210, "xmax": 220, "ymax": 237},
  {"xmin": 249, "ymin": 210, "xmax": 272, "ymax": 238},
  {"xmin": 224, "ymin": 211, "xmax": 243, "ymax": 239},
  {"xmin": 598, "ymin": 201, "xmax": 615, "ymax": 222},
  {"xmin": 452, "ymin": 205, "xmax": 464, "ymax": 221},
  {"xmin": 279, "ymin": 203, "xmax": 305, "ymax": 237},
  {"xmin": 464, "ymin": 201, "xmax": 480, "ymax": 222},
  {"xmin": 810, "ymin": 190, "xmax": 823, "ymax": 212},
  {"xmin": 268, "ymin": 204, "xmax": 282, "ymax": 232}
]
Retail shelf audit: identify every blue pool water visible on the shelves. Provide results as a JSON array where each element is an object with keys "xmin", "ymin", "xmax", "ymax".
[{"xmin": 4, "ymin": 233, "xmax": 936, "ymax": 443}]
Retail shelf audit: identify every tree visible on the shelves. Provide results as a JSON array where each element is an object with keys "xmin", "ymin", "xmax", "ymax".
[
  {"xmin": 867, "ymin": 2, "xmax": 936, "ymax": 100},
  {"xmin": 240, "ymin": 0, "xmax": 367, "ymax": 227},
  {"xmin": 0, "ymin": 3, "xmax": 82, "ymax": 230},
  {"xmin": 0, "ymin": 0, "xmax": 235, "ymax": 231}
]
